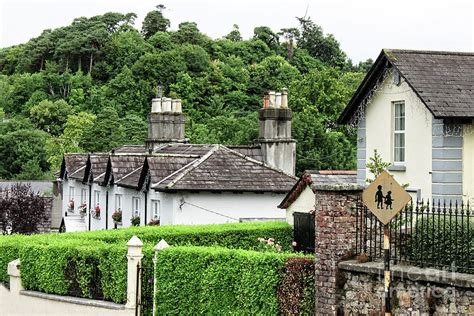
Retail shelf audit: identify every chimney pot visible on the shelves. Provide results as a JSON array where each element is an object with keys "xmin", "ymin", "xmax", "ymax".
[
  {"xmin": 263, "ymin": 95, "xmax": 270, "ymax": 108},
  {"xmin": 151, "ymin": 98, "xmax": 162, "ymax": 113},
  {"xmin": 275, "ymin": 92, "xmax": 282, "ymax": 108},
  {"xmin": 281, "ymin": 88, "xmax": 288, "ymax": 108},
  {"xmin": 175, "ymin": 99, "xmax": 182, "ymax": 113},
  {"xmin": 268, "ymin": 91, "xmax": 276, "ymax": 108},
  {"xmin": 163, "ymin": 98, "xmax": 172, "ymax": 112},
  {"xmin": 171, "ymin": 99, "xmax": 177, "ymax": 112}
]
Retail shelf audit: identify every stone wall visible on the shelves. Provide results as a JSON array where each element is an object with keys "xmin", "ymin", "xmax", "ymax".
[
  {"xmin": 314, "ymin": 184, "xmax": 363, "ymax": 314},
  {"xmin": 339, "ymin": 261, "xmax": 473, "ymax": 315}
]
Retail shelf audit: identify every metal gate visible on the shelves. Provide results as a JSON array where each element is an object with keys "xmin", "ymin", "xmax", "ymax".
[
  {"xmin": 293, "ymin": 212, "xmax": 315, "ymax": 253},
  {"xmin": 136, "ymin": 262, "xmax": 155, "ymax": 316}
]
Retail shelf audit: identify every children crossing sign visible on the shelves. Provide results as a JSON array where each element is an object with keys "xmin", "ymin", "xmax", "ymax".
[{"xmin": 362, "ymin": 170, "xmax": 412, "ymax": 225}]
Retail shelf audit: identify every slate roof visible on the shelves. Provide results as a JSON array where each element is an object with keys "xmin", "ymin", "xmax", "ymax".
[
  {"xmin": 115, "ymin": 166, "xmax": 143, "ymax": 189},
  {"xmin": 339, "ymin": 49, "xmax": 474, "ymax": 123},
  {"xmin": 90, "ymin": 154, "xmax": 110, "ymax": 183},
  {"xmin": 107, "ymin": 155, "xmax": 146, "ymax": 185},
  {"xmin": 278, "ymin": 170, "xmax": 357, "ymax": 209},
  {"xmin": 113, "ymin": 145, "xmax": 147, "ymax": 154},
  {"xmin": 147, "ymin": 156, "xmax": 197, "ymax": 183},
  {"xmin": 62, "ymin": 154, "xmax": 88, "ymax": 179},
  {"xmin": 153, "ymin": 145, "xmax": 297, "ymax": 193}
]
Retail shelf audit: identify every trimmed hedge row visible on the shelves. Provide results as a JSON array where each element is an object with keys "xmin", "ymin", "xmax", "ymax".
[
  {"xmin": 0, "ymin": 221, "xmax": 294, "ymax": 305},
  {"xmin": 153, "ymin": 246, "xmax": 314, "ymax": 315},
  {"xmin": 20, "ymin": 240, "xmax": 128, "ymax": 303},
  {"xmin": 58, "ymin": 221, "xmax": 293, "ymax": 251}
]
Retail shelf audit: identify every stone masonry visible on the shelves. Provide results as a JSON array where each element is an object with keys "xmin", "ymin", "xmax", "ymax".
[{"xmin": 314, "ymin": 184, "xmax": 363, "ymax": 315}]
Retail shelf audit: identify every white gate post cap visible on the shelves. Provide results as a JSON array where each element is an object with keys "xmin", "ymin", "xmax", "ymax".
[
  {"xmin": 127, "ymin": 235, "xmax": 143, "ymax": 257},
  {"xmin": 8, "ymin": 259, "xmax": 21, "ymax": 277},
  {"xmin": 154, "ymin": 239, "xmax": 169, "ymax": 252}
]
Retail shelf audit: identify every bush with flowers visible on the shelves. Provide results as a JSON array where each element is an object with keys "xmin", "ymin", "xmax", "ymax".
[
  {"xmin": 112, "ymin": 209, "xmax": 122, "ymax": 224},
  {"xmin": 67, "ymin": 199, "xmax": 74, "ymax": 212},
  {"xmin": 78, "ymin": 203, "xmax": 87, "ymax": 217},
  {"xmin": 257, "ymin": 237, "xmax": 283, "ymax": 252},
  {"xmin": 92, "ymin": 205, "xmax": 101, "ymax": 219}
]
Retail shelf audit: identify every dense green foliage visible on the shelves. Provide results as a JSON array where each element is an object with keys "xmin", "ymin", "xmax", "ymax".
[
  {"xmin": 0, "ymin": 7, "xmax": 370, "ymax": 179},
  {"xmin": 154, "ymin": 246, "xmax": 313, "ymax": 315},
  {"xmin": 406, "ymin": 216, "xmax": 473, "ymax": 272},
  {"xmin": 0, "ymin": 222, "xmax": 292, "ymax": 290}
]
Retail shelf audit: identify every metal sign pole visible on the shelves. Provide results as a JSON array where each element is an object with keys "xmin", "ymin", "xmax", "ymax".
[{"xmin": 384, "ymin": 224, "xmax": 391, "ymax": 316}]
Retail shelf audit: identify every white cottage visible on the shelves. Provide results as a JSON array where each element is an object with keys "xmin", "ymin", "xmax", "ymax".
[
  {"xmin": 338, "ymin": 49, "xmax": 474, "ymax": 203},
  {"xmin": 59, "ymin": 91, "xmax": 298, "ymax": 231}
]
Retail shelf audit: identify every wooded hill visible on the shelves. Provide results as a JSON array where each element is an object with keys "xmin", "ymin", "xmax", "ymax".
[{"xmin": 0, "ymin": 6, "xmax": 371, "ymax": 180}]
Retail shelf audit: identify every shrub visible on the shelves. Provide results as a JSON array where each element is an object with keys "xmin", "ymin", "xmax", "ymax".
[
  {"xmin": 59, "ymin": 221, "xmax": 293, "ymax": 251},
  {"xmin": 19, "ymin": 239, "xmax": 127, "ymax": 303},
  {"xmin": 154, "ymin": 246, "xmax": 313, "ymax": 315},
  {"xmin": 277, "ymin": 257, "xmax": 315, "ymax": 315},
  {"xmin": 406, "ymin": 216, "xmax": 474, "ymax": 272}
]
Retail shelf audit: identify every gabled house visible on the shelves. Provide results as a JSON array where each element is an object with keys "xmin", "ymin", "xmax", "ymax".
[
  {"xmin": 278, "ymin": 170, "xmax": 357, "ymax": 225},
  {"xmin": 59, "ymin": 90, "xmax": 298, "ymax": 231},
  {"xmin": 338, "ymin": 49, "xmax": 474, "ymax": 203}
]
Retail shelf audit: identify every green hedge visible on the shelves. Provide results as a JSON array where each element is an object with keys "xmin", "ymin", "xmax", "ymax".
[
  {"xmin": 406, "ymin": 217, "xmax": 474, "ymax": 272},
  {"xmin": 154, "ymin": 246, "xmax": 314, "ymax": 315},
  {"xmin": 19, "ymin": 239, "xmax": 128, "ymax": 303},
  {"xmin": 59, "ymin": 221, "xmax": 293, "ymax": 251}
]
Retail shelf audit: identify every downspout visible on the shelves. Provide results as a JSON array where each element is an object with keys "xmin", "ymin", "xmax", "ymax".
[
  {"xmin": 144, "ymin": 191, "xmax": 148, "ymax": 226},
  {"xmin": 105, "ymin": 190, "xmax": 109, "ymax": 230},
  {"xmin": 88, "ymin": 184, "xmax": 92, "ymax": 231}
]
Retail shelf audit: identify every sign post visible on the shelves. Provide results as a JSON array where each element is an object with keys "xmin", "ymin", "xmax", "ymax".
[{"xmin": 362, "ymin": 170, "xmax": 411, "ymax": 316}]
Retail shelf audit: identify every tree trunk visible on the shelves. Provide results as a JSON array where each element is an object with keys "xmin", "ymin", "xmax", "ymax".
[
  {"xmin": 89, "ymin": 53, "xmax": 93, "ymax": 74},
  {"xmin": 40, "ymin": 57, "xmax": 44, "ymax": 71},
  {"xmin": 78, "ymin": 57, "xmax": 82, "ymax": 72}
]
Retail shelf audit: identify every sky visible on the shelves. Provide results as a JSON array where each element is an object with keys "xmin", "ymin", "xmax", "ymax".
[{"xmin": 0, "ymin": 0, "xmax": 473, "ymax": 62}]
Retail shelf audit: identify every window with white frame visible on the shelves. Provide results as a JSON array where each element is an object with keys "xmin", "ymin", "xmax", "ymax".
[
  {"xmin": 151, "ymin": 200, "xmax": 160, "ymax": 220},
  {"xmin": 94, "ymin": 190, "xmax": 100, "ymax": 207},
  {"xmin": 393, "ymin": 101, "xmax": 405, "ymax": 163},
  {"xmin": 81, "ymin": 189, "xmax": 87, "ymax": 204},
  {"xmin": 132, "ymin": 197, "xmax": 140, "ymax": 216},
  {"xmin": 115, "ymin": 194, "xmax": 122, "ymax": 211},
  {"xmin": 69, "ymin": 187, "xmax": 75, "ymax": 202}
]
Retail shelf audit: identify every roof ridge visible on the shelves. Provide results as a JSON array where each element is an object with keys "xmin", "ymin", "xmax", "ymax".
[
  {"xmin": 69, "ymin": 165, "xmax": 86, "ymax": 177},
  {"xmin": 151, "ymin": 158, "xmax": 200, "ymax": 187},
  {"xmin": 116, "ymin": 166, "xmax": 143, "ymax": 184},
  {"xmin": 164, "ymin": 145, "xmax": 220, "ymax": 189},
  {"xmin": 385, "ymin": 48, "xmax": 474, "ymax": 56},
  {"xmin": 220, "ymin": 146, "xmax": 298, "ymax": 180}
]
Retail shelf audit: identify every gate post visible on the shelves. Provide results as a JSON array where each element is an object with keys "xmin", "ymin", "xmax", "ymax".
[
  {"xmin": 153, "ymin": 239, "xmax": 170, "ymax": 315},
  {"xmin": 126, "ymin": 235, "xmax": 143, "ymax": 310},
  {"xmin": 314, "ymin": 184, "xmax": 363, "ymax": 315}
]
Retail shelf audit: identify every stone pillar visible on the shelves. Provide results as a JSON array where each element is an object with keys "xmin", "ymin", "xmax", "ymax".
[
  {"xmin": 152, "ymin": 239, "xmax": 170, "ymax": 316},
  {"xmin": 8, "ymin": 259, "xmax": 23, "ymax": 295},
  {"xmin": 314, "ymin": 184, "xmax": 363, "ymax": 315},
  {"xmin": 126, "ymin": 236, "xmax": 143, "ymax": 309}
]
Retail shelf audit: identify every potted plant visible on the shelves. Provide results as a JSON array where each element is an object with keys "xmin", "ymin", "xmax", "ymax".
[
  {"xmin": 112, "ymin": 209, "xmax": 122, "ymax": 225},
  {"xmin": 68, "ymin": 199, "xmax": 75, "ymax": 212},
  {"xmin": 148, "ymin": 218, "xmax": 160, "ymax": 226},
  {"xmin": 93, "ymin": 205, "xmax": 101, "ymax": 219},
  {"xmin": 131, "ymin": 215, "xmax": 140, "ymax": 226},
  {"xmin": 78, "ymin": 203, "xmax": 87, "ymax": 218}
]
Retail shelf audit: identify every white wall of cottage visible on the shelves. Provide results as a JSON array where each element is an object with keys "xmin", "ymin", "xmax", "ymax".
[{"xmin": 62, "ymin": 179, "xmax": 285, "ymax": 230}]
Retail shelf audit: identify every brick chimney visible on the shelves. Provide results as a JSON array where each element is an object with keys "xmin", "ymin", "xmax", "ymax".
[
  {"xmin": 258, "ymin": 88, "xmax": 296, "ymax": 175},
  {"xmin": 145, "ymin": 97, "xmax": 187, "ymax": 150}
]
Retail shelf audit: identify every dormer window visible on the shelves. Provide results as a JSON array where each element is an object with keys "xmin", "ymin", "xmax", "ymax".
[{"xmin": 393, "ymin": 101, "xmax": 405, "ymax": 163}]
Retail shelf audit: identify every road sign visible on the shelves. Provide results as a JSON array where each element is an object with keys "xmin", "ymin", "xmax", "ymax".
[
  {"xmin": 362, "ymin": 170, "xmax": 411, "ymax": 225},
  {"xmin": 362, "ymin": 170, "xmax": 412, "ymax": 316}
]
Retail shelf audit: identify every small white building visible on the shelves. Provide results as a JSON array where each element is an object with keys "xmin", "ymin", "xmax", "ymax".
[
  {"xmin": 59, "ymin": 91, "xmax": 298, "ymax": 231},
  {"xmin": 278, "ymin": 170, "xmax": 357, "ymax": 226}
]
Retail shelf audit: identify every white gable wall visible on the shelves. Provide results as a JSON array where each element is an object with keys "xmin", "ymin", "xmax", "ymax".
[
  {"xmin": 364, "ymin": 72, "xmax": 433, "ymax": 199},
  {"xmin": 169, "ymin": 191, "xmax": 286, "ymax": 225},
  {"xmin": 463, "ymin": 123, "xmax": 474, "ymax": 204},
  {"xmin": 285, "ymin": 185, "xmax": 315, "ymax": 226}
]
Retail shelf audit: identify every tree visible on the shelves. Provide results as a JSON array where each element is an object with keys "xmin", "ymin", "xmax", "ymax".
[
  {"xmin": 29, "ymin": 99, "xmax": 74, "ymax": 135},
  {"xmin": 0, "ymin": 183, "xmax": 49, "ymax": 235},
  {"xmin": 225, "ymin": 24, "xmax": 242, "ymax": 42},
  {"xmin": 171, "ymin": 22, "xmax": 207, "ymax": 46},
  {"xmin": 142, "ymin": 4, "xmax": 170, "ymax": 39},
  {"xmin": 121, "ymin": 113, "xmax": 147, "ymax": 144},
  {"xmin": 80, "ymin": 106, "xmax": 124, "ymax": 152},
  {"xmin": 253, "ymin": 26, "xmax": 279, "ymax": 51}
]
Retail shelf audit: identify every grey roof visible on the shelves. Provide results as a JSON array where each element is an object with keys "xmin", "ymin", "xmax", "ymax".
[
  {"xmin": 63, "ymin": 154, "xmax": 88, "ymax": 179},
  {"xmin": 108, "ymin": 155, "xmax": 146, "ymax": 184},
  {"xmin": 307, "ymin": 170, "xmax": 357, "ymax": 187},
  {"xmin": 278, "ymin": 170, "xmax": 356, "ymax": 209},
  {"xmin": 113, "ymin": 145, "xmax": 147, "ymax": 154},
  {"xmin": 339, "ymin": 49, "xmax": 474, "ymax": 123},
  {"xmin": 90, "ymin": 154, "xmax": 110, "ymax": 183},
  {"xmin": 0, "ymin": 181, "xmax": 53, "ymax": 195},
  {"xmin": 153, "ymin": 145, "xmax": 297, "ymax": 193}
]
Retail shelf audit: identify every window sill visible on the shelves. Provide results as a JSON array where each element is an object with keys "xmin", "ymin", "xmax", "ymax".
[{"xmin": 387, "ymin": 165, "xmax": 406, "ymax": 172}]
